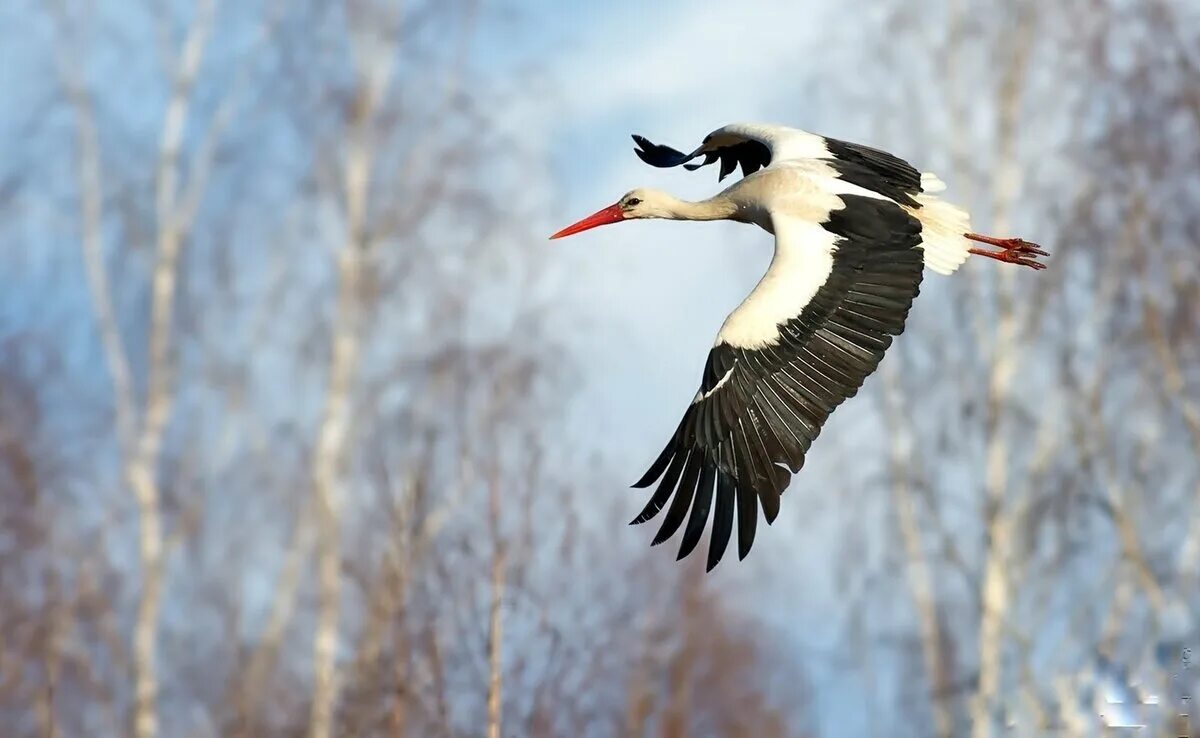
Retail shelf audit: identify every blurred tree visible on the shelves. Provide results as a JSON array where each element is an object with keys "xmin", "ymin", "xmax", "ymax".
[
  {"xmin": 817, "ymin": 0, "xmax": 1200, "ymax": 735},
  {"xmin": 8, "ymin": 0, "xmax": 1196, "ymax": 736},
  {"xmin": 1, "ymin": 1, "xmax": 813, "ymax": 737}
]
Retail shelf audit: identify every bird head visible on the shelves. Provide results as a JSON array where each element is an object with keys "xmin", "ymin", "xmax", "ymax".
[{"xmin": 549, "ymin": 189, "xmax": 671, "ymax": 239}]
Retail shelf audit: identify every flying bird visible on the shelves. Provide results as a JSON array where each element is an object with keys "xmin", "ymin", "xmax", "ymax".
[{"xmin": 550, "ymin": 123, "xmax": 1046, "ymax": 571}]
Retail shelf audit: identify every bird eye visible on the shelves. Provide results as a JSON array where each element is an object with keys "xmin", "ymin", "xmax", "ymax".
[{"xmin": 626, "ymin": 198, "xmax": 642, "ymax": 207}]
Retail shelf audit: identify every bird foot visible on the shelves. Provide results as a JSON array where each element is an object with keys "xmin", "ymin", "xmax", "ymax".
[
  {"xmin": 968, "ymin": 247, "xmax": 1047, "ymax": 270},
  {"xmin": 965, "ymin": 233, "xmax": 1048, "ymax": 270}
]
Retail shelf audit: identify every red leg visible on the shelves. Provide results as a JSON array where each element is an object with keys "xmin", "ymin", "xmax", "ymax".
[
  {"xmin": 965, "ymin": 232, "xmax": 1049, "ymax": 257},
  {"xmin": 968, "ymin": 247, "xmax": 1047, "ymax": 270}
]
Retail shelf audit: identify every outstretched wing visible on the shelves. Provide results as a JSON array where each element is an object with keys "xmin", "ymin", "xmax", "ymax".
[
  {"xmin": 632, "ymin": 195, "xmax": 925, "ymax": 570},
  {"xmin": 633, "ymin": 123, "xmax": 926, "ymax": 207}
]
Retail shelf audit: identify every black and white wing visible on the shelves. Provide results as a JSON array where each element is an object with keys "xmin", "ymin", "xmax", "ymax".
[
  {"xmin": 632, "ymin": 196, "xmax": 925, "ymax": 570},
  {"xmin": 633, "ymin": 122, "xmax": 927, "ymax": 207}
]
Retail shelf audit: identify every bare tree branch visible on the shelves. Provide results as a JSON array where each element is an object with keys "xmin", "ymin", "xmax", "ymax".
[{"xmin": 308, "ymin": 5, "xmax": 402, "ymax": 736}]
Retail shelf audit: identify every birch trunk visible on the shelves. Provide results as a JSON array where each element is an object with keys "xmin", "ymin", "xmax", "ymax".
[
  {"xmin": 486, "ymin": 543, "xmax": 505, "ymax": 738},
  {"xmin": 969, "ymin": 7, "xmax": 1036, "ymax": 736},
  {"xmin": 54, "ymin": 2, "xmax": 215, "ymax": 736},
  {"xmin": 485, "ymin": 469, "xmax": 505, "ymax": 738},
  {"xmin": 308, "ymin": 16, "xmax": 399, "ymax": 734},
  {"xmin": 883, "ymin": 365, "xmax": 954, "ymax": 738},
  {"xmin": 131, "ymin": 8, "xmax": 215, "ymax": 737},
  {"xmin": 307, "ymin": 173, "xmax": 365, "ymax": 738}
]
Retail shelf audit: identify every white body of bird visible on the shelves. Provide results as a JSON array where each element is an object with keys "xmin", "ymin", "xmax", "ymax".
[{"xmin": 550, "ymin": 122, "xmax": 1047, "ymax": 570}]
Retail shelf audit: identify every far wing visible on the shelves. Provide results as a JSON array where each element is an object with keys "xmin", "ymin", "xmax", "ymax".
[
  {"xmin": 631, "ymin": 195, "xmax": 925, "ymax": 570},
  {"xmin": 633, "ymin": 123, "xmax": 926, "ymax": 206}
]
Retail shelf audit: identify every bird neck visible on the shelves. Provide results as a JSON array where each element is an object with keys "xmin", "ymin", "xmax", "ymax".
[{"xmin": 663, "ymin": 195, "xmax": 739, "ymax": 222}]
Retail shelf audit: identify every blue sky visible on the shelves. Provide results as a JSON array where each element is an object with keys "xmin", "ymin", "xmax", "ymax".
[
  {"xmin": 0, "ymin": 1, "xmax": 1131, "ymax": 732},
  {"xmin": 509, "ymin": 2, "xmax": 940, "ymax": 728}
]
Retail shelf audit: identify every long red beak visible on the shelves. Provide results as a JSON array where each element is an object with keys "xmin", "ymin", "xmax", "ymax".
[{"xmin": 549, "ymin": 203, "xmax": 625, "ymax": 240}]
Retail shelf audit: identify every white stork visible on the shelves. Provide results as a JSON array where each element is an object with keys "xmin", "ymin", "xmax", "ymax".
[{"xmin": 550, "ymin": 123, "xmax": 1046, "ymax": 571}]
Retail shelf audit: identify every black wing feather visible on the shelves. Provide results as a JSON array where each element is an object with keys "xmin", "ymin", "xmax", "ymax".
[
  {"xmin": 707, "ymin": 470, "xmax": 737, "ymax": 571},
  {"xmin": 652, "ymin": 451, "xmax": 699, "ymax": 545},
  {"xmin": 632, "ymin": 196, "xmax": 925, "ymax": 569},
  {"xmin": 633, "ymin": 132, "xmax": 772, "ymax": 184},
  {"xmin": 823, "ymin": 137, "xmax": 923, "ymax": 207},
  {"xmin": 677, "ymin": 462, "xmax": 717, "ymax": 560},
  {"xmin": 633, "ymin": 129, "xmax": 927, "ymax": 206},
  {"xmin": 736, "ymin": 471, "xmax": 758, "ymax": 561},
  {"xmin": 632, "ymin": 135, "xmax": 696, "ymax": 168},
  {"xmin": 631, "ymin": 446, "xmax": 687, "ymax": 524}
]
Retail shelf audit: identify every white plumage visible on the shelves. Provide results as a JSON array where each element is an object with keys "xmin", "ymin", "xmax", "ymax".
[
  {"xmin": 715, "ymin": 217, "xmax": 836, "ymax": 349},
  {"xmin": 907, "ymin": 193, "xmax": 974, "ymax": 275}
]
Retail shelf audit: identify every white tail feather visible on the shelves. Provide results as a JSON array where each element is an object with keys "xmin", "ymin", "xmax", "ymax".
[
  {"xmin": 906, "ymin": 186, "xmax": 972, "ymax": 275},
  {"xmin": 920, "ymin": 172, "xmax": 947, "ymax": 193}
]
